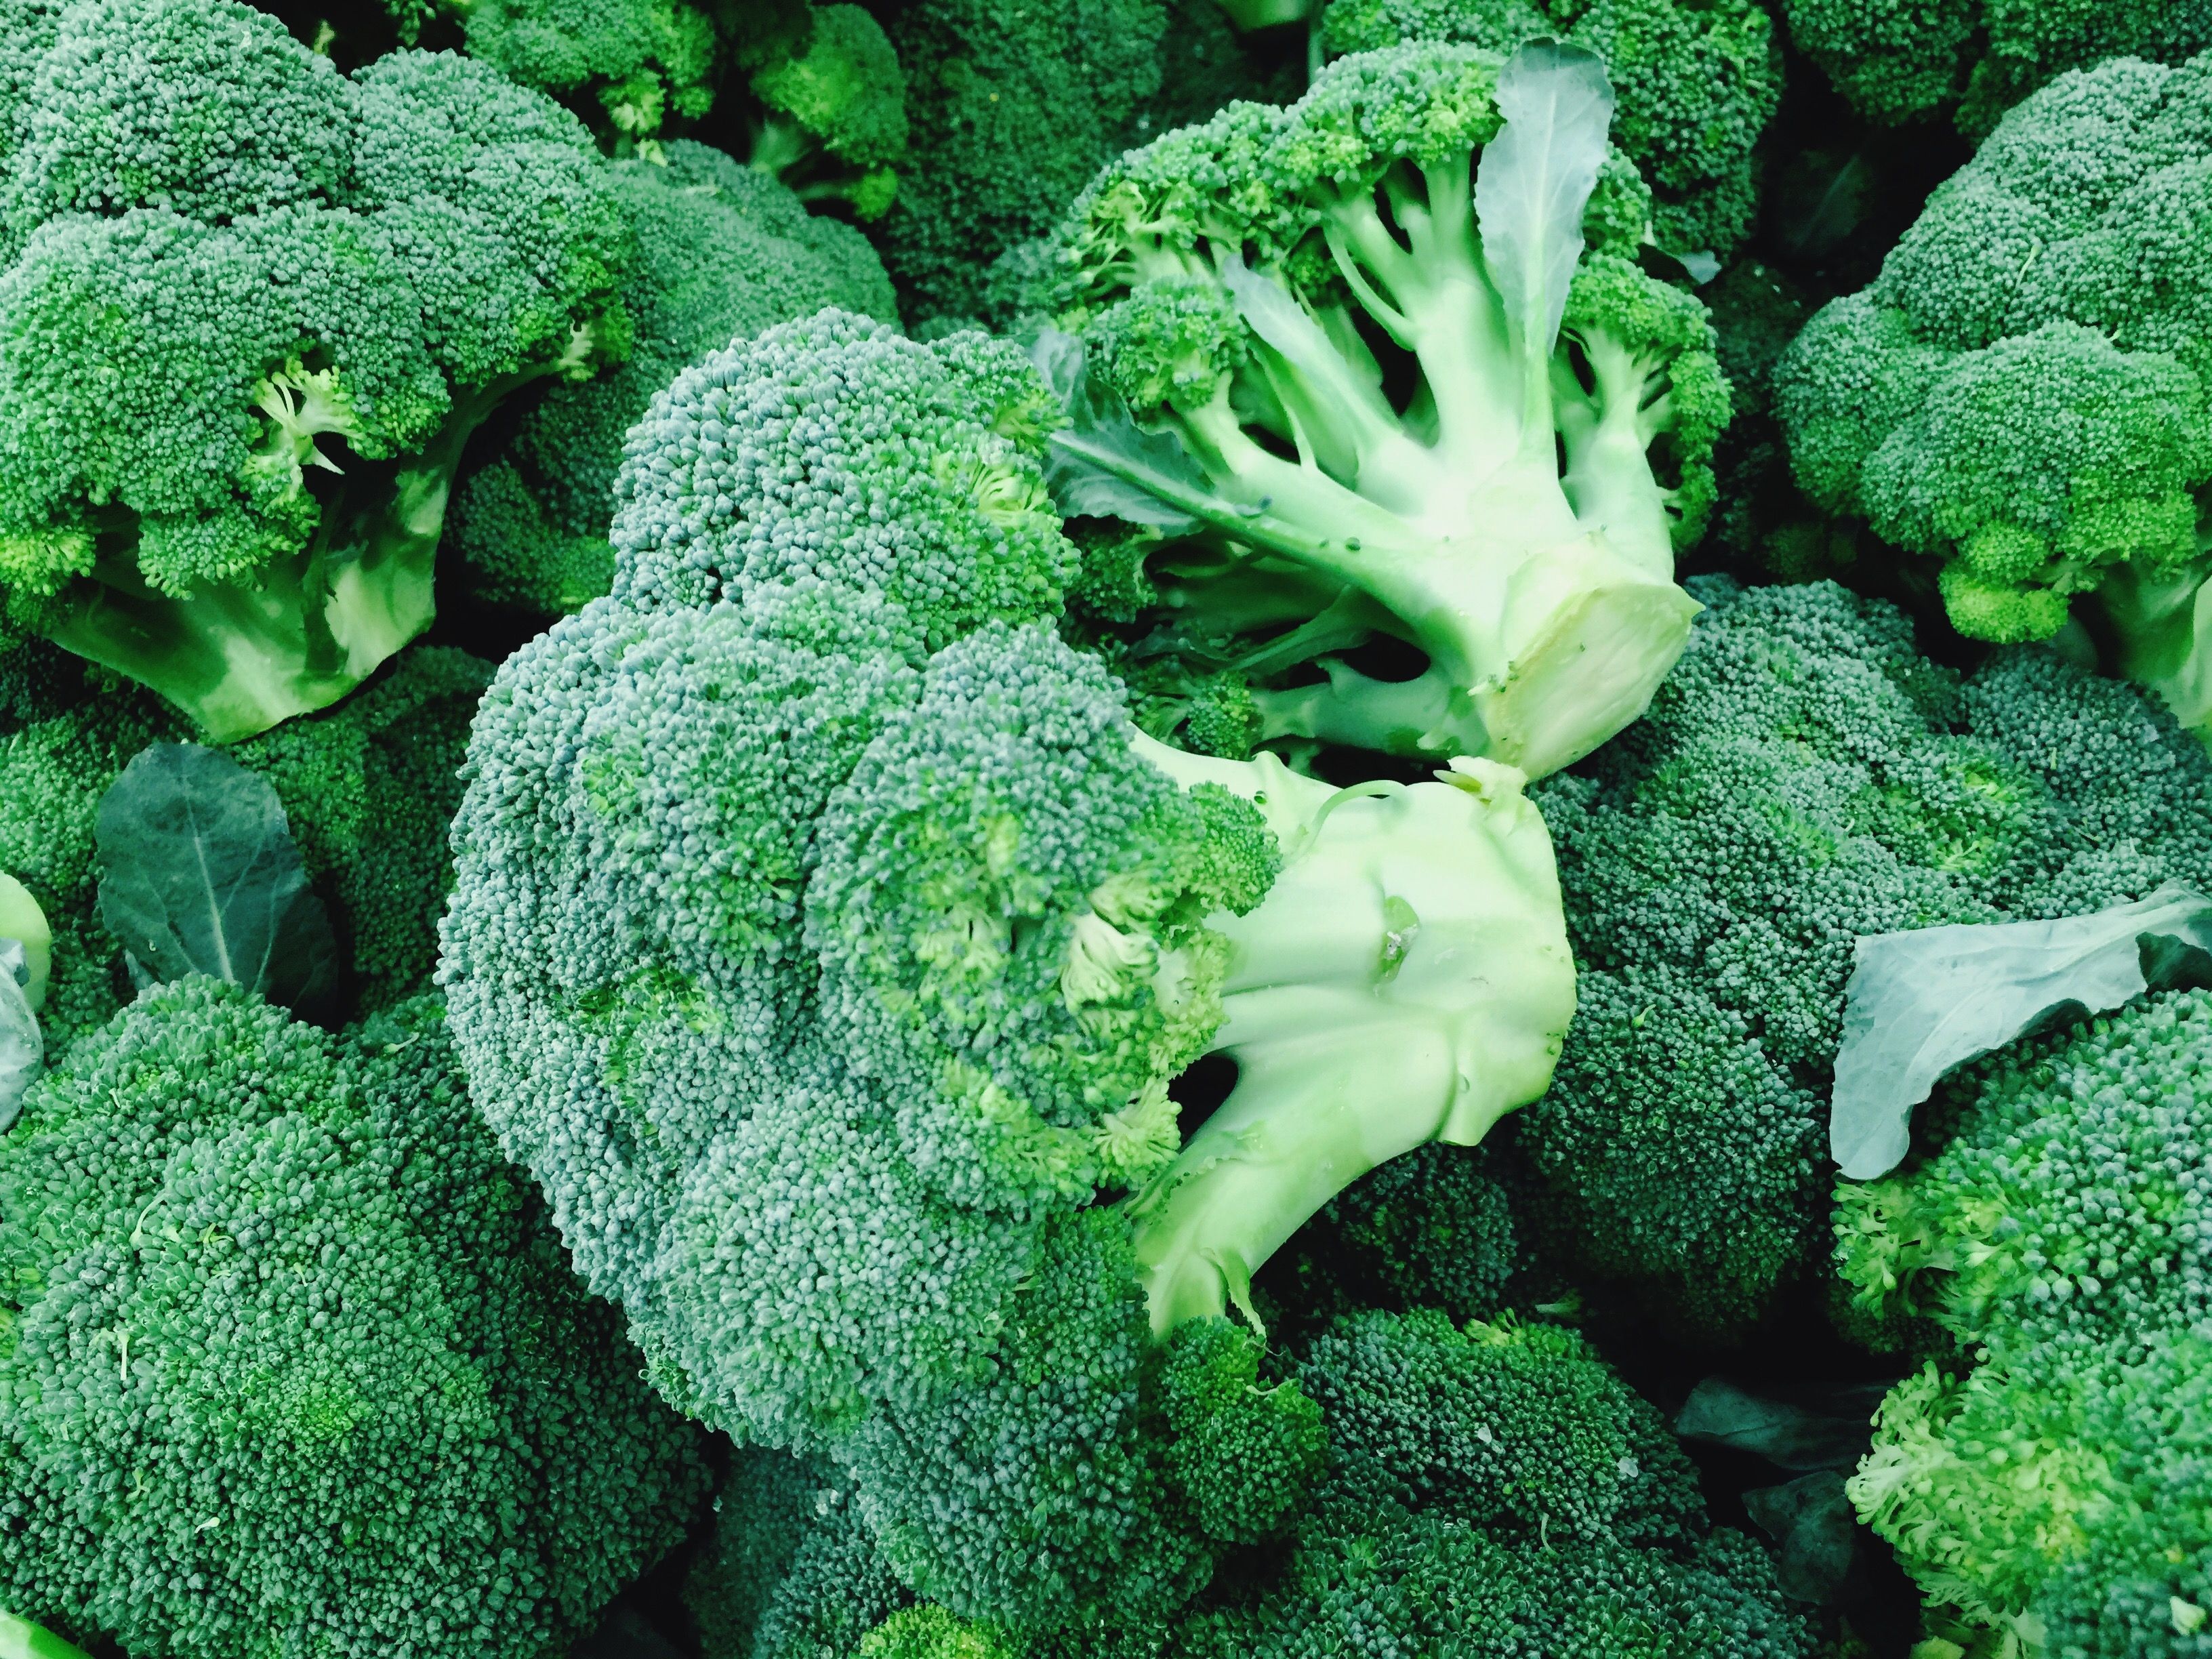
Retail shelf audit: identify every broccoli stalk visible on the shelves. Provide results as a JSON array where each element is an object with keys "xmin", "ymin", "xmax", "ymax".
[
  {"xmin": 1048, "ymin": 43, "xmax": 1723, "ymax": 777},
  {"xmin": 2099, "ymin": 558, "xmax": 2212, "ymax": 748},
  {"xmin": 1125, "ymin": 738, "xmax": 1571, "ymax": 1330}
]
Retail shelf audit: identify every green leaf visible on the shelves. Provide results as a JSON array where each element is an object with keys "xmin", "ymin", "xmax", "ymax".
[
  {"xmin": 0, "ymin": 1609, "xmax": 96, "ymax": 1659},
  {"xmin": 1829, "ymin": 884, "xmax": 2212, "ymax": 1179},
  {"xmin": 1475, "ymin": 41, "xmax": 1614, "ymax": 365},
  {"xmin": 1031, "ymin": 331, "xmax": 1212, "ymax": 532},
  {"xmin": 1743, "ymin": 1473, "xmax": 1858, "ymax": 1605},
  {"xmin": 95, "ymin": 743, "xmax": 338, "ymax": 1011},
  {"xmin": 0, "ymin": 872, "xmax": 47, "ymax": 1013},
  {"xmin": 1674, "ymin": 1376, "xmax": 1883, "ymax": 1472}
]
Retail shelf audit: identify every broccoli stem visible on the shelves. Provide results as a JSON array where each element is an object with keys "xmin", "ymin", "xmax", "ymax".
[
  {"xmin": 2099, "ymin": 558, "xmax": 2212, "ymax": 746},
  {"xmin": 1127, "ymin": 735, "xmax": 1574, "ymax": 1334},
  {"xmin": 43, "ymin": 372, "xmax": 538, "ymax": 741},
  {"xmin": 0, "ymin": 1609, "xmax": 95, "ymax": 1659},
  {"xmin": 1252, "ymin": 657, "xmax": 1490, "ymax": 759}
]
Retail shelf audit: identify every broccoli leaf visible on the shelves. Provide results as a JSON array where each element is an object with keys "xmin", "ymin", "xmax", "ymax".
[
  {"xmin": 0, "ymin": 937, "xmax": 39, "ymax": 1134},
  {"xmin": 1031, "ymin": 331, "xmax": 1212, "ymax": 532},
  {"xmin": 1475, "ymin": 41, "xmax": 1615, "ymax": 363},
  {"xmin": 0, "ymin": 1607, "xmax": 95, "ymax": 1659},
  {"xmin": 0, "ymin": 870, "xmax": 49, "ymax": 1013},
  {"xmin": 1830, "ymin": 884, "xmax": 2212, "ymax": 1178},
  {"xmin": 1674, "ymin": 1376, "xmax": 1883, "ymax": 1471},
  {"xmin": 1743, "ymin": 1473, "xmax": 1858, "ymax": 1605},
  {"xmin": 95, "ymin": 743, "xmax": 339, "ymax": 1012}
]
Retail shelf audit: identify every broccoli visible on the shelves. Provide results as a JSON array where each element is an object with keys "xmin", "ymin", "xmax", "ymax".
[
  {"xmin": 1834, "ymin": 987, "xmax": 2212, "ymax": 1654},
  {"xmin": 1778, "ymin": 0, "xmax": 2212, "ymax": 134},
  {"xmin": 875, "ymin": 0, "xmax": 1290, "ymax": 329},
  {"xmin": 747, "ymin": 4, "xmax": 910, "ymax": 218},
  {"xmin": 1044, "ymin": 41, "xmax": 1728, "ymax": 778},
  {"xmin": 446, "ymin": 141, "xmax": 897, "ymax": 617},
  {"xmin": 0, "ymin": 982, "xmax": 709, "ymax": 1658},
  {"xmin": 1, "ymin": 642, "xmax": 489, "ymax": 1048},
  {"xmin": 1176, "ymin": 1310, "xmax": 1818, "ymax": 1658},
  {"xmin": 1772, "ymin": 55, "xmax": 2212, "ymax": 740},
  {"xmin": 0, "ymin": 0, "xmax": 628, "ymax": 739},
  {"xmin": 1519, "ymin": 577, "xmax": 2212, "ymax": 1336},
  {"xmin": 1318, "ymin": 0, "xmax": 1784, "ymax": 257},
  {"xmin": 441, "ymin": 310, "xmax": 1578, "ymax": 1641}
]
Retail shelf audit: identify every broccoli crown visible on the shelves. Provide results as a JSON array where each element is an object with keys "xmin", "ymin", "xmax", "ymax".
[
  {"xmin": 858, "ymin": 1607, "xmax": 1021, "ymax": 1659},
  {"xmin": 1319, "ymin": 0, "xmax": 1782, "ymax": 255},
  {"xmin": 0, "ymin": 644, "xmax": 489, "ymax": 1049},
  {"xmin": 0, "ymin": 0, "xmax": 628, "ymax": 736},
  {"xmin": 1179, "ymin": 1308, "xmax": 1816, "ymax": 1659},
  {"xmin": 447, "ymin": 143, "xmax": 898, "ymax": 617},
  {"xmin": 0, "ymin": 981, "xmax": 707, "ymax": 1658},
  {"xmin": 1521, "ymin": 577, "xmax": 2212, "ymax": 1334},
  {"xmin": 1778, "ymin": 0, "xmax": 2212, "ymax": 131},
  {"xmin": 752, "ymin": 5, "xmax": 909, "ymax": 171},
  {"xmin": 1774, "ymin": 55, "xmax": 2212, "ymax": 665},
  {"xmin": 1044, "ymin": 41, "xmax": 1727, "ymax": 779},
  {"xmin": 609, "ymin": 310, "xmax": 1074, "ymax": 644}
]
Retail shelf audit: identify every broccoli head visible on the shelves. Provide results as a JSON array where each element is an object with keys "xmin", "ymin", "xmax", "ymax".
[
  {"xmin": 1319, "ymin": 0, "xmax": 1784, "ymax": 257},
  {"xmin": 0, "ymin": 0, "xmax": 629, "ymax": 739},
  {"xmin": 1520, "ymin": 577, "xmax": 2212, "ymax": 1336},
  {"xmin": 1044, "ymin": 41, "xmax": 1729, "ymax": 778},
  {"xmin": 441, "ymin": 311, "xmax": 1578, "ymax": 1641},
  {"xmin": 1778, "ymin": 0, "xmax": 2212, "ymax": 133},
  {"xmin": 445, "ymin": 142, "xmax": 897, "ymax": 617},
  {"xmin": 1773, "ymin": 54, "xmax": 2212, "ymax": 739},
  {"xmin": 748, "ymin": 4, "xmax": 909, "ymax": 218},
  {"xmin": 1836, "ymin": 987, "xmax": 2212, "ymax": 1651},
  {"xmin": 0, "ymin": 982, "xmax": 708, "ymax": 1658}
]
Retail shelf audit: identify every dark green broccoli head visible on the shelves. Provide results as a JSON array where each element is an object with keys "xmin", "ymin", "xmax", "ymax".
[
  {"xmin": 446, "ymin": 142, "xmax": 898, "ymax": 617},
  {"xmin": 1774, "ymin": 54, "xmax": 2212, "ymax": 732},
  {"xmin": 1779, "ymin": 0, "xmax": 2212, "ymax": 132},
  {"xmin": 1320, "ymin": 0, "xmax": 1783, "ymax": 254},
  {"xmin": 0, "ymin": 0, "xmax": 629, "ymax": 737},
  {"xmin": 1523, "ymin": 577, "xmax": 2212, "ymax": 1335},
  {"xmin": 0, "ymin": 982, "xmax": 708, "ymax": 1658}
]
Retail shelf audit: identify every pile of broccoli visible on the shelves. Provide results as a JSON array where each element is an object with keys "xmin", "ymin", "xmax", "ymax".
[{"xmin": 6, "ymin": 2, "xmax": 2212, "ymax": 1656}]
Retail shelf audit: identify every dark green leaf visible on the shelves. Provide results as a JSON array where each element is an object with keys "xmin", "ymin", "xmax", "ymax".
[
  {"xmin": 1744, "ymin": 1473, "xmax": 1858, "ymax": 1605},
  {"xmin": 96, "ymin": 743, "xmax": 338, "ymax": 1011},
  {"xmin": 0, "ymin": 939, "xmax": 39, "ymax": 1134}
]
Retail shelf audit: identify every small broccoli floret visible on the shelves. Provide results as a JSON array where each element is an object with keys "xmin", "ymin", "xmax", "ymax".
[
  {"xmin": 1521, "ymin": 577, "xmax": 2212, "ymax": 1336},
  {"xmin": 1773, "ymin": 56, "xmax": 2212, "ymax": 738},
  {"xmin": 1044, "ymin": 42, "xmax": 1727, "ymax": 778},
  {"xmin": 688, "ymin": 1450, "xmax": 915, "ymax": 1659},
  {"xmin": 1778, "ymin": 0, "xmax": 2212, "ymax": 132},
  {"xmin": 1836, "ymin": 988, "xmax": 2212, "ymax": 1650},
  {"xmin": 0, "ymin": 982, "xmax": 708, "ymax": 1658},
  {"xmin": 748, "ymin": 5, "xmax": 908, "ymax": 218},
  {"xmin": 1181, "ymin": 1308, "xmax": 1818, "ymax": 1659},
  {"xmin": 446, "ymin": 144, "xmax": 897, "ymax": 617},
  {"xmin": 1319, "ymin": 0, "xmax": 1782, "ymax": 256},
  {"xmin": 0, "ymin": 0, "xmax": 629, "ymax": 739},
  {"xmin": 858, "ymin": 1606, "xmax": 1020, "ymax": 1659}
]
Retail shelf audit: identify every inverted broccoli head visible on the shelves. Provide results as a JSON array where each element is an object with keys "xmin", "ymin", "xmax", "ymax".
[
  {"xmin": 446, "ymin": 144, "xmax": 897, "ymax": 617},
  {"xmin": 0, "ymin": 981, "xmax": 708, "ymax": 1658},
  {"xmin": 1774, "ymin": 54, "xmax": 2212, "ymax": 736},
  {"xmin": 1520, "ymin": 577, "xmax": 2212, "ymax": 1336},
  {"xmin": 1320, "ymin": 0, "xmax": 1783, "ymax": 256},
  {"xmin": 0, "ymin": 0, "xmax": 628, "ymax": 739},
  {"xmin": 1836, "ymin": 989, "xmax": 2212, "ymax": 1648},
  {"xmin": 1779, "ymin": 0, "xmax": 2212, "ymax": 132},
  {"xmin": 1044, "ymin": 41, "xmax": 1729, "ymax": 778}
]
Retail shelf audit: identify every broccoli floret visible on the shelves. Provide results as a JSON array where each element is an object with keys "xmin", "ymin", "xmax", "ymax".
[
  {"xmin": 1772, "ymin": 56, "xmax": 2212, "ymax": 739},
  {"xmin": 1, "ymin": 643, "xmax": 490, "ymax": 1046},
  {"xmin": 748, "ymin": 5, "xmax": 909, "ymax": 218},
  {"xmin": 1519, "ymin": 577, "xmax": 2212, "ymax": 1336},
  {"xmin": 1835, "ymin": 988, "xmax": 2212, "ymax": 1650},
  {"xmin": 1045, "ymin": 42, "xmax": 1728, "ymax": 778},
  {"xmin": 442, "ymin": 311, "xmax": 1580, "ymax": 1641},
  {"xmin": 858, "ymin": 1607, "xmax": 1020, "ymax": 1659},
  {"xmin": 688, "ymin": 1450, "xmax": 915, "ymax": 1659},
  {"xmin": 1181, "ymin": 1309, "xmax": 1817, "ymax": 1659},
  {"xmin": 446, "ymin": 143, "xmax": 897, "ymax": 617},
  {"xmin": 1778, "ymin": 0, "xmax": 2212, "ymax": 133},
  {"xmin": 876, "ymin": 0, "xmax": 1288, "ymax": 329},
  {"xmin": 0, "ymin": 0, "xmax": 629, "ymax": 739},
  {"xmin": 1319, "ymin": 0, "xmax": 1783, "ymax": 256},
  {"xmin": 0, "ymin": 981, "xmax": 708, "ymax": 1658}
]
